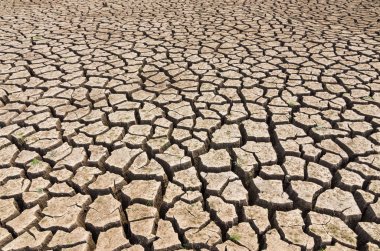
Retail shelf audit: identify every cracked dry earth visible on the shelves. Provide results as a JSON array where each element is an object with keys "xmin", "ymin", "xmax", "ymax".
[{"xmin": 0, "ymin": 0, "xmax": 380, "ymax": 251}]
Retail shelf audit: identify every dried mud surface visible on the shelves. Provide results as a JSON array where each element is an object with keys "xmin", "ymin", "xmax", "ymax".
[{"xmin": 0, "ymin": 0, "xmax": 380, "ymax": 250}]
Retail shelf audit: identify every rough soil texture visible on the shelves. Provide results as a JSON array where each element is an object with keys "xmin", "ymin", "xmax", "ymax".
[{"xmin": 0, "ymin": 0, "xmax": 380, "ymax": 250}]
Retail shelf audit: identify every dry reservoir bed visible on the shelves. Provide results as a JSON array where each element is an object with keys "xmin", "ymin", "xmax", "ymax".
[{"xmin": 0, "ymin": 0, "xmax": 380, "ymax": 250}]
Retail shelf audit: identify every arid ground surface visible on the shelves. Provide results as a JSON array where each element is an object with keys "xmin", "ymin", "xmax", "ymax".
[{"xmin": 0, "ymin": 0, "xmax": 380, "ymax": 250}]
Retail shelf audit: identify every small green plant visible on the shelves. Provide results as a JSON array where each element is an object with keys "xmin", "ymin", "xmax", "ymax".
[
  {"xmin": 36, "ymin": 188, "xmax": 44, "ymax": 193},
  {"xmin": 31, "ymin": 158, "xmax": 40, "ymax": 165},
  {"xmin": 18, "ymin": 138, "xmax": 26, "ymax": 145},
  {"xmin": 314, "ymin": 124, "xmax": 327, "ymax": 130},
  {"xmin": 229, "ymin": 233, "xmax": 241, "ymax": 242},
  {"xmin": 15, "ymin": 133, "xmax": 26, "ymax": 145},
  {"xmin": 32, "ymin": 35, "xmax": 43, "ymax": 41},
  {"xmin": 363, "ymin": 96, "xmax": 374, "ymax": 101},
  {"xmin": 287, "ymin": 101, "xmax": 297, "ymax": 107},
  {"xmin": 15, "ymin": 132, "xmax": 24, "ymax": 137},
  {"xmin": 181, "ymin": 244, "xmax": 191, "ymax": 249}
]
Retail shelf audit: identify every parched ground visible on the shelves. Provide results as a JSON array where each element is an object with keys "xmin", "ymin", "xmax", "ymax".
[{"xmin": 0, "ymin": 0, "xmax": 380, "ymax": 250}]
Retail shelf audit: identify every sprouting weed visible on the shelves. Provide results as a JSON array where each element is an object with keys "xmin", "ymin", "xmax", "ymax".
[
  {"xmin": 314, "ymin": 124, "xmax": 327, "ymax": 130},
  {"xmin": 16, "ymin": 134, "xmax": 26, "ymax": 145},
  {"xmin": 181, "ymin": 244, "xmax": 191, "ymax": 250},
  {"xmin": 363, "ymin": 96, "xmax": 374, "ymax": 101},
  {"xmin": 31, "ymin": 158, "xmax": 40, "ymax": 165},
  {"xmin": 229, "ymin": 233, "xmax": 241, "ymax": 242},
  {"xmin": 145, "ymin": 201, "xmax": 153, "ymax": 206},
  {"xmin": 32, "ymin": 35, "xmax": 43, "ymax": 41},
  {"xmin": 15, "ymin": 132, "xmax": 24, "ymax": 137},
  {"xmin": 287, "ymin": 101, "xmax": 297, "ymax": 107}
]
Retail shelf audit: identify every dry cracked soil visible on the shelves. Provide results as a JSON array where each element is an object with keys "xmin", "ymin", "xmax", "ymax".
[{"xmin": 0, "ymin": 0, "xmax": 380, "ymax": 250}]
